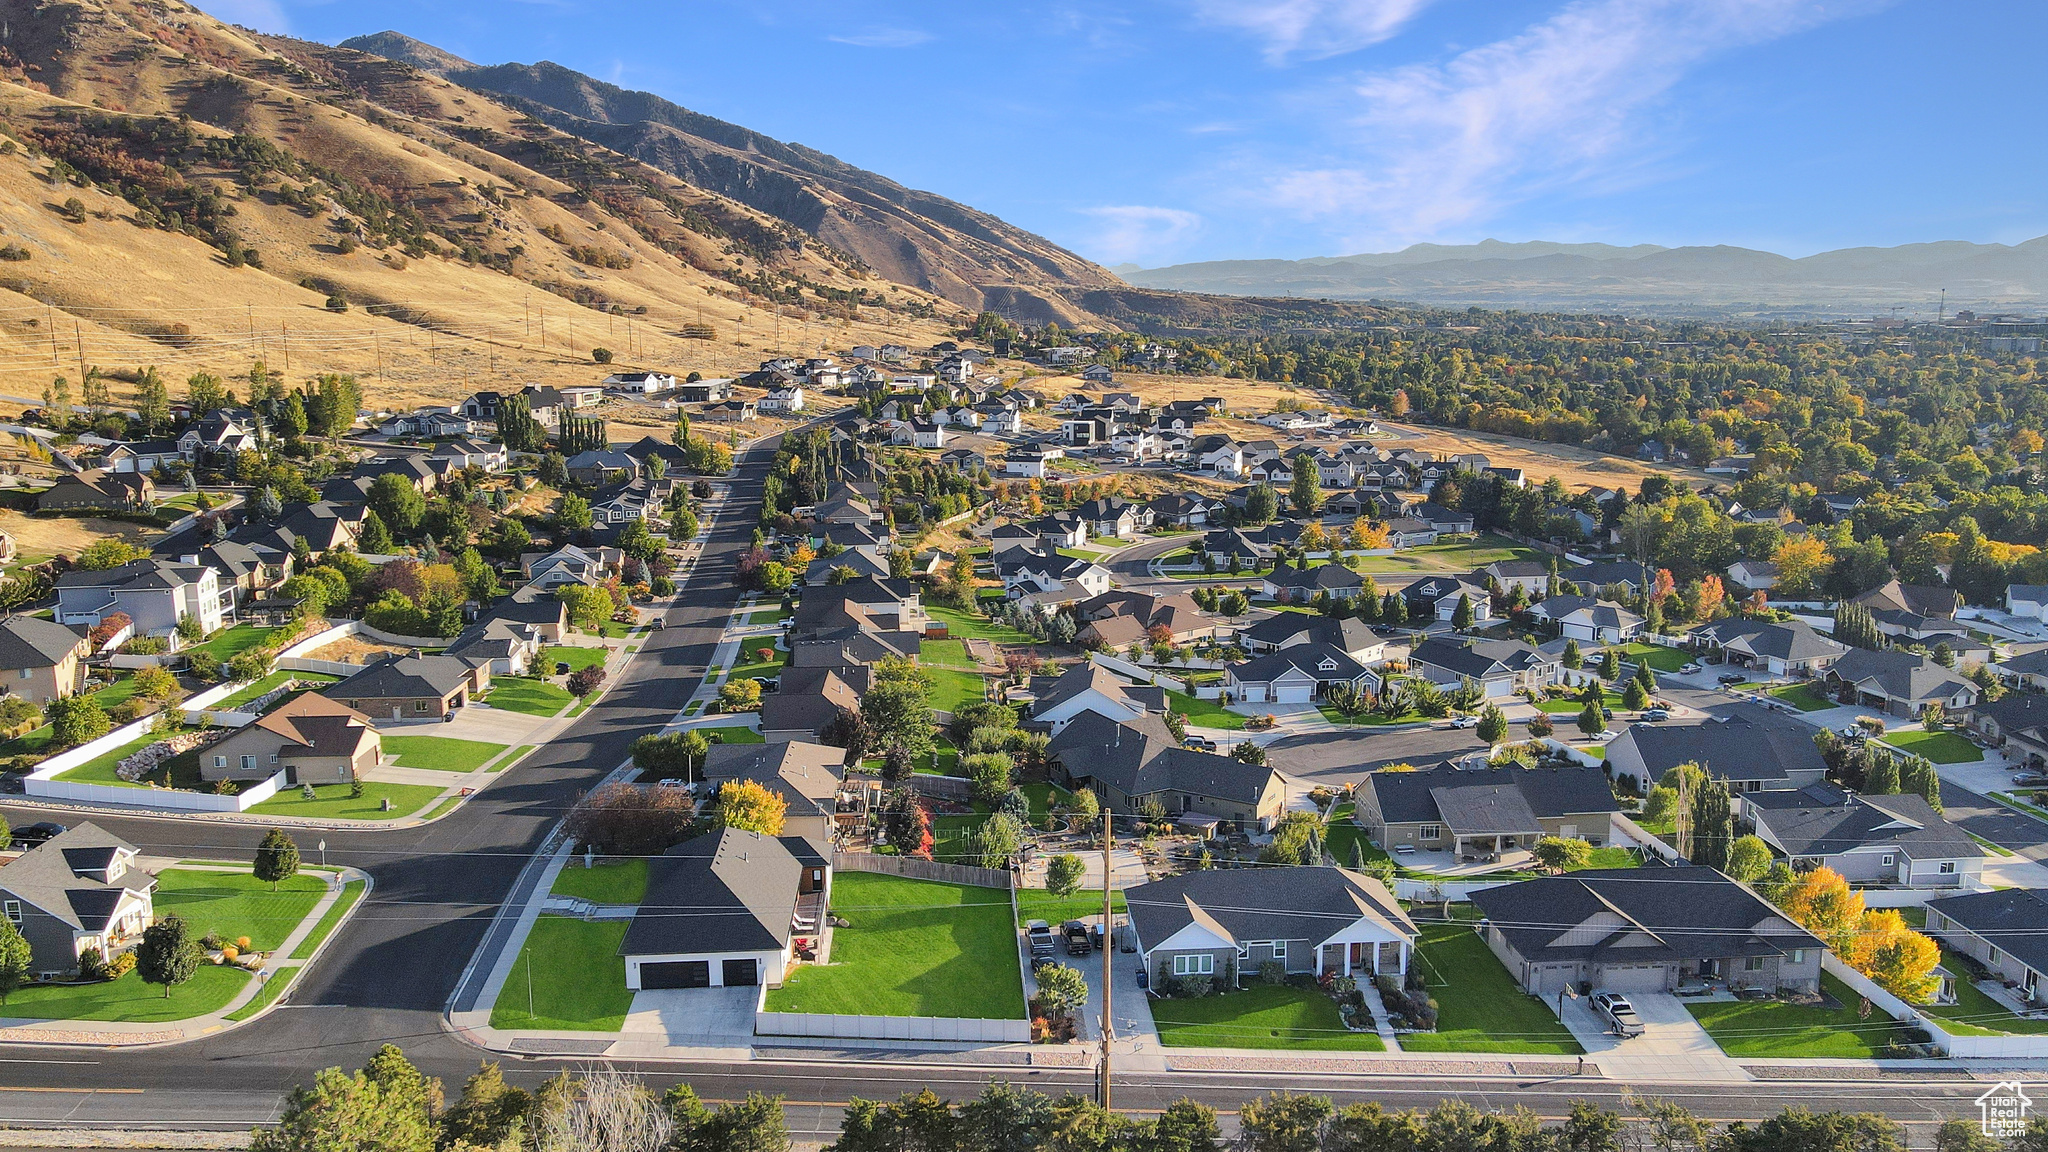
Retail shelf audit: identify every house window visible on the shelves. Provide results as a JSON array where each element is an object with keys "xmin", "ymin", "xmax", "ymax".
[
  {"xmin": 1790, "ymin": 950, "xmax": 1806, "ymax": 964},
  {"xmin": 1420, "ymin": 825, "xmax": 1442, "ymax": 841},
  {"xmin": 2, "ymin": 902, "xmax": 18, "ymax": 924},
  {"xmin": 213, "ymin": 756, "xmax": 226, "ymax": 768},
  {"xmin": 1939, "ymin": 861, "xmax": 1957, "ymax": 874},
  {"xmin": 17, "ymin": 669, "xmax": 28, "ymax": 680},
  {"xmin": 241, "ymin": 755, "xmax": 257, "ymax": 772},
  {"xmin": 1173, "ymin": 954, "xmax": 1214, "ymax": 977},
  {"xmin": 1269, "ymin": 941, "xmax": 1286, "ymax": 959},
  {"xmin": 1881, "ymin": 853, "xmax": 1895, "ymax": 867},
  {"xmin": 416, "ymin": 701, "xmax": 432, "ymax": 713},
  {"xmin": 1744, "ymin": 957, "xmax": 1766, "ymax": 972}
]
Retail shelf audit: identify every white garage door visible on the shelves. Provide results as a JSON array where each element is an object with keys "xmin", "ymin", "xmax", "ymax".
[
  {"xmin": 1275, "ymin": 684, "xmax": 1314, "ymax": 703},
  {"xmin": 1598, "ymin": 964, "xmax": 1668, "ymax": 993}
]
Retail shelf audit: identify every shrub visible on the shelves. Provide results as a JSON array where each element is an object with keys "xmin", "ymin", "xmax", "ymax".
[
  {"xmin": 186, "ymin": 651, "xmax": 223, "ymax": 682},
  {"xmin": 236, "ymin": 936, "xmax": 251, "ymax": 950},
  {"xmin": 76, "ymin": 946, "xmax": 108, "ymax": 981},
  {"xmin": 566, "ymin": 667, "xmax": 607, "ymax": 697},
  {"xmin": 1180, "ymin": 976, "xmax": 1214, "ymax": 999},
  {"xmin": 108, "ymin": 952, "xmax": 135, "ymax": 978},
  {"xmin": 1258, "ymin": 959, "xmax": 1286, "ymax": 985}
]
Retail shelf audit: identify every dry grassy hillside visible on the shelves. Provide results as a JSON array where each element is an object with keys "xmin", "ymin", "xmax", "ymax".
[{"xmin": 0, "ymin": 0, "xmax": 955, "ymax": 417}]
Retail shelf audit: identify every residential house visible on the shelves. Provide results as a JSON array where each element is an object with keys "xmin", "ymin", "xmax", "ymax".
[
  {"xmin": 323, "ymin": 654, "xmax": 488, "ymax": 723},
  {"xmin": 1382, "ymin": 517, "xmax": 1439, "ymax": 549},
  {"xmin": 1482, "ymin": 561, "xmax": 1551, "ymax": 597},
  {"xmin": 1563, "ymin": 562, "xmax": 1650, "ymax": 598},
  {"xmin": 177, "ymin": 412, "xmax": 258, "ymax": 466},
  {"xmin": 1412, "ymin": 503, "xmax": 1474, "ymax": 535},
  {"xmin": 939, "ymin": 448, "xmax": 988, "ymax": 475},
  {"xmin": 1003, "ymin": 447, "xmax": 1058, "ymax": 478},
  {"xmin": 200, "ymin": 694, "xmax": 381, "ymax": 786},
  {"xmin": 2005, "ymin": 585, "xmax": 2048, "ymax": 622},
  {"xmin": 1925, "ymin": 890, "xmax": 2048, "ymax": 1006},
  {"xmin": 100, "ymin": 438, "xmax": 184, "ymax": 474},
  {"xmin": 173, "ymin": 540, "xmax": 291, "ymax": 611},
  {"xmin": 1261, "ymin": 561, "xmax": 1366, "ymax": 605},
  {"xmin": 1956, "ymin": 692, "xmax": 2048, "ymax": 766},
  {"xmin": 707, "ymin": 399, "xmax": 758, "ymax": 423},
  {"xmin": 620, "ymin": 828, "xmax": 830, "ymax": 990},
  {"xmin": 996, "ymin": 549, "xmax": 1111, "ymax": 599},
  {"xmin": 1074, "ymin": 497, "xmax": 1150, "ymax": 538},
  {"xmin": 1848, "ymin": 580, "xmax": 1968, "ymax": 644},
  {"xmin": 1200, "ymin": 528, "xmax": 1270, "ymax": 569},
  {"xmin": 1690, "ymin": 618, "xmax": 1846, "ymax": 677},
  {"xmin": 604, "ymin": 371, "xmax": 679, "ymax": 394},
  {"xmin": 1074, "ymin": 590, "xmax": 1217, "ymax": 645},
  {"xmin": 0, "ymin": 824, "xmax": 154, "ymax": 977},
  {"xmin": 1747, "ymin": 788, "xmax": 1984, "ymax": 890},
  {"xmin": 589, "ymin": 477, "xmax": 664, "ymax": 524},
  {"xmin": 431, "ymin": 438, "xmax": 508, "ymax": 472},
  {"xmin": 759, "ymin": 387, "xmax": 806, "ymax": 414},
  {"xmin": 54, "ymin": 559, "xmax": 223, "ymax": 637},
  {"xmin": 1603, "ymin": 702, "xmax": 1829, "ymax": 794},
  {"xmin": 1725, "ymin": 560, "xmax": 1780, "ymax": 592},
  {"xmin": 1228, "ymin": 644, "xmax": 1375, "ymax": 704},
  {"xmin": 1237, "ymin": 613, "xmax": 1386, "ymax": 664},
  {"xmin": 1353, "ymin": 764, "xmax": 1620, "ymax": 857},
  {"xmin": 443, "ymin": 616, "xmax": 544, "ymax": 676},
  {"xmin": 1028, "ymin": 663, "xmax": 1165, "ymax": 734},
  {"xmin": 1047, "ymin": 712, "xmax": 1286, "ymax": 828},
  {"xmin": 1190, "ymin": 435, "xmax": 1245, "ymax": 478},
  {"xmin": 1526, "ymin": 596, "xmax": 1645, "ymax": 644},
  {"xmin": 378, "ymin": 409, "xmax": 474, "ymax": 440},
  {"xmin": 1470, "ymin": 868, "xmax": 1823, "ymax": 996},
  {"xmin": 0, "ymin": 616, "xmax": 89, "ymax": 705},
  {"xmin": 674, "ymin": 378, "xmax": 735, "ymax": 404},
  {"xmin": 760, "ymin": 664, "xmax": 869, "ymax": 744},
  {"xmin": 1401, "ymin": 575, "xmax": 1494, "ymax": 624},
  {"xmin": 522, "ymin": 544, "xmax": 617, "ymax": 590},
  {"xmin": 565, "ymin": 449, "xmax": 640, "ymax": 488},
  {"xmin": 1822, "ymin": 648, "xmax": 1979, "ymax": 719},
  {"xmin": 1129, "ymin": 867, "xmax": 1416, "ymax": 985},
  {"xmin": 1148, "ymin": 493, "xmax": 1223, "ymax": 528},
  {"xmin": 38, "ymin": 469, "xmax": 154, "ymax": 514},
  {"xmin": 702, "ymin": 742, "xmax": 847, "ymax": 844},
  {"xmin": 1406, "ymin": 637, "xmax": 1557, "ymax": 698}
]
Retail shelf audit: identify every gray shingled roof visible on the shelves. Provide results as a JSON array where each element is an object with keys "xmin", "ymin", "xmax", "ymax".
[
  {"xmin": 0, "ymin": 616, "xmax": 86, "ymax": 669},
  {"xmin": 1470, "ymin": 868, "xmax": 1821, "ymax": 967},
  {"xmin": 1364, "ymin": 764, "xmax": 1618, "ymax": 827},
  {"xmin": 620, "ymin": 829, "xmax": 809, "ymax": 958},
  {"xmin": 1926, "ymin": 889, "xmax": 2048, "ymax": 977},
  {"xmin": 1607, "ymin": 701, "xmax": 1825, "ymax": 784},
  {"xmin": 1829, "ymin": 648, "xmax": 1974, "ymax": 705},
  {"xmin": 1048, "ymin": 712, "xmax": 1277, "ymax": 807},
  {"xmin": 1751, "ymin": 793, "xmax": 1984, "ymax": 860},
  {"xmin": 1128, "ymin": 867, "xmax": 1414, "ymax": 956}
]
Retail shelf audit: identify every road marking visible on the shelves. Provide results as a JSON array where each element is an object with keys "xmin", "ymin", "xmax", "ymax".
[
  {"xmin": 0, "ymin": 1086, "xmax": 143, "ymax": 1093},
  {"xmin": 0, "ymin": 1058, "xmax": 98, "ymax": 1065}
]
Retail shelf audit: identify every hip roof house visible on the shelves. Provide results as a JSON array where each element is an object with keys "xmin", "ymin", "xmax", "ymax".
[{"xmin": 1128, "ymin": 867, "xmax": 1417, "ymax": 985}]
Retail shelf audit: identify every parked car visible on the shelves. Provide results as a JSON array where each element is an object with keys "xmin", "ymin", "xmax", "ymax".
[
  {"xmin": 1641, "ymin": 709, "xmax": 1670, "ymax": 722},
  {"xmin": 1026, "ymin": 920, "xmax": 1056, "ymax": 960},
  {"xmin": 1681, "ymin": 663, "xmax": 1703, "ymax": 674},
  {"xmin": 650, "ymin": 619, "xmax": 665, "ymax": 630},
  {"xmin": 1060, "ymin": 921, "xmax": 1093, "ymax": 956},
  {"xmin": 1183, "ymin": 735, "xmax": 1216, "ymax": 751},
  {"xmin": 1717, "ymin": 672, "xmax": 1747, "ymax": 685},
  {"xmin": 12, "ymin": 821, "xmax": 64, "ymax": 847},
  {"xmin": 2013, "ymin": 772, "xmax": 2048, "ymax": 787},
  {"xmin": 555, "ymin": 661, "xmax": 572, "ymax": 675},
  {"xmin": 757, "ymin": 677, "xmax": 780, "ymax": 693},
  {"xmin": 1591, "ymin": 992, "xmax": 1645, "ymax": 1037},
  {"xmin": 1450, "ymin": 715, "xmax": 1480, "ymax": 729}
]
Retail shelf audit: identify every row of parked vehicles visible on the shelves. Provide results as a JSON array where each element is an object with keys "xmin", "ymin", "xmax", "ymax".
[{"xmin": 1026, "ymin": 919, "xmax": 1100, "ymax": 961}]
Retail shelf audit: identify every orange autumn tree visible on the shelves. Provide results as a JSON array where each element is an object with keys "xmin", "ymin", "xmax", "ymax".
[
  {"xmin": 1777, "ymin": 866, "xmax": 1863, "ymax": 954},
  {"xmin": 1846, "ymin": 910, "xmax": 1943, "ymax": 1004}
]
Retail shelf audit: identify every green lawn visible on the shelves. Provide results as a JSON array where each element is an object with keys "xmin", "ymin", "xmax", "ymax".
[
  {"xmin": 385, "ymin": 736, "xmax": 506, "ymax": 773},
  {"xmin": 1015, "ymin": 886, "xmax": 1125, "ymax": 930},
  {"xmin": 482, "ymin": 677, "xmax": 574, "ymax": 717},
  {"xmin": 920, "ymin": 639, "xmax": 980, "ymax": 669},
  {"xmin": 1536, "ymin": 691, "xmax": 1624, "ymax": 714},
  {"xmin": 744, "ymin": 607, "xmax": 792, "ymax": 628},
  {"xmin": 225, "ymin": 969, "xmax": 296, "ymax": 1022},
  {"xmin": 196, "ymin": 624, "xmax": 277, "ymax": 661},
  {"xmin": 1323, "ymin": 804, "xmax": 1390, "ymax": 868},
  {"xmin": 1613, "ymin": 642, "xmax": 1692, "ymax": 673},
  {"xmin": 1402, "ymin": 924, "xmax": 1582, "ymax": 1054},
  {"xmin": 1019, "ymin": 781, "xmax": 1075, "ymax": 817},
  {"xmin": 290, "ymin": 880, "xmax": 367, "ymax": 959},
  {"xmin": 1165, "ymin": 688, "xmax": 1246, "ymax": 730},
  {"xmin": 1686, "ymin": 973, "xmax": 1912, "ymax": 1057},
  {"xmin": 730, "ymin": 643, "xmax": 788, "ymax": 683},
  {"xmin": 543, "ymin": 645, "xmax": 609, "ymax": 673},
  {"xmin": 928, "ymin": 604, "xmax": 1039, "ymax": 646},
  {"xmin": 54, "ymin": 732, "xmax": 172, "ymax": 788},
  {"xmin": 1923, "ymin": 951, "xmax": 2048, "ymax": 1036},
  {"xmin": 1348, "ymin": 534, "xmax": 1539, "ymax": 575},
  {"xmin": 1150, "ymin": 983, "xmax": 1384, "ymax": 1051},
  {"xmin": 1877, "ymin": 730, "xmax": 1984, "ymax": 764},
  {"xmin": 155, "ymin": 868, "xmax": 327, "ymax": 951},
  {"xmin": 214, "ymin": 671, "xmax": 341, "ymax": 711},
  {"xmin": 0, "ymin": 963, "xmax": 253, "ymax": 1022},
  {"xmin": 551, "ymin": 859, "xmax": 649, "ymax": 904},
  {"xmin": 703, "ymin": 726, "xmax": 765, "ymax": 745},
  {"xmin": 489, "ymin": 916, "xmax": 633, "ymax": 1032},
  {"xmin": 248, "ymin": 781, "xmax": 444, "ymax": 821},
  {"xmin": 1317, "ymin": 705, "xmax": 1429, "ymax": 726},
  {"xmin": 914, "ymin": 739, "xmax": 961, "ymax": 775},
  {"xmin": 764, "ymin": 873, "xmax": 1025, "ymax": 1019},
  {"xmin": 1768, "ymin": 683, "xmax": 1836, "ymax": 713},
  {"xmin": 0, "ymin": 723, "xmax": 56, "ymax": 760},
  {"xmin": 927, "ymin": 667, "xmax": 990, "ymax": 713}
]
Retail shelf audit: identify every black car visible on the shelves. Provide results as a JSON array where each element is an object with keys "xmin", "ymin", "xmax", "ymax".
[
  {"xmin": 1060, "ymin": 921, "xmax": 1093, "ymax": 956},
  {"xmin": 555, "ymin": 661, "xmax": 572, "ymax": 675},
  {"xmin": 13, "ymin": 821, "xmax": 65, "ymax": 848},
  {"xmin": 1026, "ymin": 920, "xmax": 1056, "ymax": 961},
  {"xmin": 1717, "ymin": 672, "xmax": 1747, "ymax": 685}
]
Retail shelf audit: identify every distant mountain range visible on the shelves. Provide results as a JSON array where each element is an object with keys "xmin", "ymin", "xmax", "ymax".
[
  {"xmin": 340, "ymin": 32, "xmax": 1120, "ymax": 324},
  {"xmin": 1121, "ymin": 238, "xmax": 2048, "ymax": 317}
]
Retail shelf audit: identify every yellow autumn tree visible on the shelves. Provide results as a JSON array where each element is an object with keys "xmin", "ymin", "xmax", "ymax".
[
  {"xmin": 1777, "ymin": 866, "xmax": 1863, "ymax": 954},
  {"xmin": 1846, "ymin": 909, "xmax": 1942, "ymax": 1004},
  {"xmin": 717, "ymin": 779, "xmax": 787, "ymax": 836},
  {"xmin": 1353, "ymin": 520, "xmax": 1389, "ymax": 550},
  {"xmin": 1771, "ymin": 536, "xmax": 1833, "ymax": 597},
  {"xmin": 1298, "ymin": 521, "xmax": 1328, "ymax": 552}
]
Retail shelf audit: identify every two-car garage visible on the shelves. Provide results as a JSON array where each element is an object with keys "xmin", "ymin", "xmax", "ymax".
[{"xmin": 627, "ymin": 954, "xmax": 769, "ymax": 991}]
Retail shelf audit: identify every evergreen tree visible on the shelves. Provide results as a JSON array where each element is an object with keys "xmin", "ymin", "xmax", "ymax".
[
  {"xmin": 1688, "ymin": 777, "xmax": 1733, "ymax": 870},
  {"xmin": 1290, "ymin": 455, "xmax": 1323, "ymax": 516},
  {"xmin": 1562, "ymin": 639, "xmax": 1582, "ymax": 669}
]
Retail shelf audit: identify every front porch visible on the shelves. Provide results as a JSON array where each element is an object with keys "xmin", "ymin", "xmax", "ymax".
[{"xmin": 1316, "ymin": 937, "xmax": 1410, "ymax": 979}]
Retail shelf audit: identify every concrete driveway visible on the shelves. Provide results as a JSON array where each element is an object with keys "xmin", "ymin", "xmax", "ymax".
[
  {"xmin": 1559, "ymin": 991, "xmax": 1751, "ymax": 1083},
  {"xmin": 1263, "ymin": 727, "xmax": 1494, "ymax": 785},
  {"xmin": 620, "ymin": 985, "xmax": 758, "ymax": 1045}
]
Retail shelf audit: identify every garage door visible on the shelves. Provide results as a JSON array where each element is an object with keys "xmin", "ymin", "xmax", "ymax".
[
  {"xmin": 639, "ymin": 960, "xmax": 710, "ymax": 989},
  {"xmin": 1597, "ymin": 964, "xmax": 1667, "ymax": 993},
  {"xmin": 1275, "ymin": 684, "xmax": 1313, "ymax": 704},
  {"xmin": 722, "ymin": 958, "xmax": 759, "ymax": 987}
]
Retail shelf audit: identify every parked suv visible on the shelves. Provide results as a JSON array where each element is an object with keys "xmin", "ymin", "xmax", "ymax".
[
  {"xmin": 1026, "ymin": 920, "xmax": 1057, "ymax": 961},
  {"xmin": 1591, "ymin": 992, "xmax": 1645, "ymax": 1037}
]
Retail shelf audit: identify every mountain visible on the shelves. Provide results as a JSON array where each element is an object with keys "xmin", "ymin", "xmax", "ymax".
[
  {"xmin": 1125, "ymin": 238, "xmax": 2048, "ymax": 316},
  {"xmin": 0, "ymin": 0, "xmax": 988, "ymax": 421},
  {"xmin": 339, "ymin": 32, "xmax": 1119, "ymax": 324}
]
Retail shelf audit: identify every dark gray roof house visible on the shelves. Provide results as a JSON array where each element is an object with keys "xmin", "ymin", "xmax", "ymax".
[
  {"xmin": 1128, "ymin": 866, "xmax": 1417, "ymax": 981},
  {"xmin": 1604, "ymin": 701, "xmax": 1828, "ymax": 793},
  {"xmin": 1925, "ymin": 889, "xmax": 2048, "ymax": 1001},
  {"xmin": 619, "ymin": 828, "xmax": 828, "ymax": 990},
  {"xmin": 0, "ymin": 823, "xmax": 155, "ymax": 974},
  {"xmin": 1353, "ymin": 764, "xmax": 1620, "ymax": 854},
  {"xmin": 1046, "ymin": 712, "xmax": 1286, "ymax": 826},
  {"xmin": 1747, "ymin": 791, "xmax": 1983, "ymax": 889}
]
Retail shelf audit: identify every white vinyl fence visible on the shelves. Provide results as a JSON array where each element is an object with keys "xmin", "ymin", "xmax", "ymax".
[
  {"xmin": 755, "ymin": 1011, "xmax": 1029, "ymax": 1043},
  {"xmin": 25, "ymin": 712, "xmax": 285, "ymax": 812},
  {"xmin": 1823, "ymin": 953, "xmax": 2048, "ymax": 1058}
]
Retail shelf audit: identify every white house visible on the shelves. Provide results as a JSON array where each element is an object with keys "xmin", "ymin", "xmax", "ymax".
[
  {"xmin": 1029, "ymin": 663, "xmax": 1154, "ymax": 734},
  {"xmin": 2007, "ymin": 585, "xmax": 2048, "ymax": 622},
  {"xmin": 759, "ymin": 387, "xmax": 806, "ymax": 413},
  {"xmin": 620, "ymin": 829, "xmax": 830, "ymax": 991}
]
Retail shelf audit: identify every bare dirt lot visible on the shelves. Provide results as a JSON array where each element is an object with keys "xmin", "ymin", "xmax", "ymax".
[{"xmin": 0, "ymin": 507, "xmax": 153, "ymax": 564}]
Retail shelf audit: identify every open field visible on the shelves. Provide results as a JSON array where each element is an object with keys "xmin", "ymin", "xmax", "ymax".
[
  {"xmin": 764, "ymin": 873, "xmax": 1024, "ymax": 1019},
  {"xmin": 0, "ymin": 508, "xmax": 153, "ymax": 564}
]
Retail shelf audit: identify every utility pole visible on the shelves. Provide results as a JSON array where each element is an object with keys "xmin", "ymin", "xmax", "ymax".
[{"xmin": 1098, "ymin": 809, "xmax": 1113, "ymax": 1111}]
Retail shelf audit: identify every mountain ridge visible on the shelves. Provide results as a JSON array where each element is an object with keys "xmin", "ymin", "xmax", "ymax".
[
  {"xmin": 1126, "ymin": 237, "xmax": 2048, "ymax": 315},
  {"xmin": 339, "ymin": 32, "xmax": 1119, "ymax": 324}
]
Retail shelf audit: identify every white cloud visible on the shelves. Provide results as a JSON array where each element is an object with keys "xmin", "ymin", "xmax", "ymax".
[
  {"xmin": 1078, "ymin": 206, "xmax": 1205, "ymax": 265},
  {"xmin": 827, "ymin": 28, "xmax": 934, "ymax": 48},
  {"xmin": 1264, "ymin": 0, "xmax": 1888, "ymax": 243},
  {"xmin": 1191, "ymin": 0, "xmax": 1437, "ymax": 63},
  {"xmin": 195, "ymin": 0, "xmax": 289, "ymax": 33}
]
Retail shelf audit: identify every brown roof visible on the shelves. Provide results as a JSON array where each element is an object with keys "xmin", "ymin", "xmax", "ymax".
[{"xmin": 252, "ymin": 693, "xmax": 379, "ymax": 760}]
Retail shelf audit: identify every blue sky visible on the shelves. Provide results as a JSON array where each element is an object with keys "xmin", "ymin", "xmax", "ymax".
[{"xmin": 201, "ymin": 0, "xmax": 2048, "ymax": 268}]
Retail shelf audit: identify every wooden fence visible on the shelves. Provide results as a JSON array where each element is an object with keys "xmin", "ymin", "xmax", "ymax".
[{"xmin": 832, "ymin": 851, "xmax": 1013, "ymax": 889}]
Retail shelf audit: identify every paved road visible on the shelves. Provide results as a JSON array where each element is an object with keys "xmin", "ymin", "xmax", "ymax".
[
  {"xmin": 0, "ymin": 442, "xmax": 2010, "ymax": 1138},
  {"xmin": 1939, "ymin": 781, "xmax": 2048, "ymax": 863}
]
